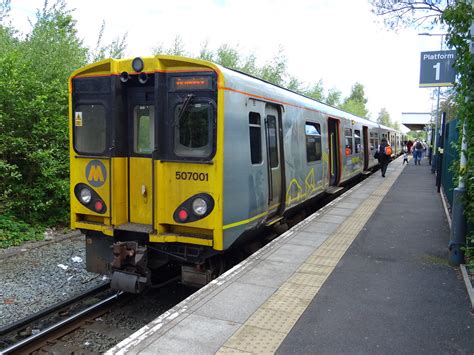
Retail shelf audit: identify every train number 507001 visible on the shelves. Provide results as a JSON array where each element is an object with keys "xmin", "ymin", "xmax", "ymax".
[{"xmin": 175, "ymin": 171, "xmax": 209, "ymax": 181}]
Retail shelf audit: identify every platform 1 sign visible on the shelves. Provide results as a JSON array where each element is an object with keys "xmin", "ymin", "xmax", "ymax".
[{"xmin": 419, "ymin": 50, "xmax": 456, "ymax": 87}]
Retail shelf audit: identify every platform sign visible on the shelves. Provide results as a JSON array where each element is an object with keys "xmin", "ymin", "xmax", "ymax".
[{"xmin": 419, "ymin": 50, "xmax": 456, "ymax": 87}]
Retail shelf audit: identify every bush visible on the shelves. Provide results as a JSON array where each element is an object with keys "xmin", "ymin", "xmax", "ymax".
[{"xmin": 0, "ymin": 214, "xmax": 44, "ymax": 248}]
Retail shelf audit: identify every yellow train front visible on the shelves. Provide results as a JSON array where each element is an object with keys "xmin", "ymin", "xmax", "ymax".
[{"xmin": 70, "ymin": 56, "xmax": 225, "ymax": 292}]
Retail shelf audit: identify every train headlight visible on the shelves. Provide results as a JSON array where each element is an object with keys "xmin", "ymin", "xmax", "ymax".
[
  {"xmin": 80, "ymin": 188, "xmax": 92, "ymax": 204},
  {"xmin": 192, "ymin": 198, "xmax": 207, "ymax": 216},
  {"xmin": 132, "ymin": 57, "xmax": 144, "ymax": 72}
]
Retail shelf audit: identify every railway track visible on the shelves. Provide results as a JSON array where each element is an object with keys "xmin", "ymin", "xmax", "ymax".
[{"xmin": 1, "ymin": 291, "xmax": 122, "ymax": 354}]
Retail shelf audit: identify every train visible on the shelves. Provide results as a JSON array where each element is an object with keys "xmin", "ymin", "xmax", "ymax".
[{"xmin": 69, "ymin": 55, "xmax": 403, "ymax": 293}]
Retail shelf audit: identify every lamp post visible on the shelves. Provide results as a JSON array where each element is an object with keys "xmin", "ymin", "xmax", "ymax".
[{"xmin": 418, "ymin": 32, "xmax": 447, "ymax": 174}]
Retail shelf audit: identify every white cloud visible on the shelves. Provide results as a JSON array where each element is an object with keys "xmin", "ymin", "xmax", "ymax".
[{"xmin": 9, "ymin": 0, "xmax": 445, "ymax": 123}]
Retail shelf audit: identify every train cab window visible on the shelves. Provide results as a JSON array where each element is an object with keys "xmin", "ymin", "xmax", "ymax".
[
  {"xmin": 174, "ymin": 102, "xmax": 213, "ymax": 158},
  {"xmin": 74, "ymin": 104, "xmax": 106, "ymax": 154},
  {"xmin": 344, "ymin": 128, "xmax": 353, "ymax": 156},
  {"xmin": 354, "ymin": 130, "xmax": 361, "ymax": 153},
  {"xmin": 249, "ymin": 112, "xmax": 262, "ymax": 164},
  {"xmin": 267, "ymin": 115, "xmax": 279, "ymax": 168},
  {"xmin": 305, "ymin": 122, "xmax": 322, "ymax": 162},
  {"xmin": 133, "ymin": 105, "xmax": 155, "ymax": 154}
]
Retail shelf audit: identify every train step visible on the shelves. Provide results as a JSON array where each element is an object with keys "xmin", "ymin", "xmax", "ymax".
[
  {"xmin": 326, "ymin": 186, "xmax": 344, "ymax": 194},
  {"xmin": 115, "ymin": 223, "xmax": 154, "ymax": 234}
]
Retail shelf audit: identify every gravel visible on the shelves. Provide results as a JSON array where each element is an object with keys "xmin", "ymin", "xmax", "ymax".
[{"xmin": 0, "ymin": 233, "xmax": 108, "ymax": 328}]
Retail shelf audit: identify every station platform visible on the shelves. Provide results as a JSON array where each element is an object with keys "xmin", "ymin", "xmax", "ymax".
[{"xmin": 107, "ymin": 156, "xmax": 474, "ymax": 354}]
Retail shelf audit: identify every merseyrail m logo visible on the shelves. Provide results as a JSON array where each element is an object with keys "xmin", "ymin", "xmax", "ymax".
[{"xmin": 85, "ymin": 160, "xmax": 107, "ymax": 187}]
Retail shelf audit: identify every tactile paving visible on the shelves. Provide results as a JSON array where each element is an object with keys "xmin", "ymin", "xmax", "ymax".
[
  {"xmin": 245, "ymin": 307, "xmax": 301, "ymax": 333},
  {"xmin": 223, "ymin": 325, "xmax": 288, "ymax": 354},
  {"xmin": 288, "ymin": 272, "xmax": 328, "ymax": 287}
]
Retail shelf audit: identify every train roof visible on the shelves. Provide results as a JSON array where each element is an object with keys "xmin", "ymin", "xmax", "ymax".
[{"xmin": 211, "ymin": 62, "xmax": 399, "ymax": 132}]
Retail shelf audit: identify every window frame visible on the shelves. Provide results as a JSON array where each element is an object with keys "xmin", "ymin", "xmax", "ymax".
[
  {"xmin": 344, "ymin": 128, "xmax": 353, "ymax": 156},
  {"xmin": 249, "ymin": 112, "xmax": 263, "ymax": 165},
  {"xmin": 133, "ymin": 105, "xmax": 155, "ymax": 155},
  {"xmin": 73, "ymin": 102, "xmax": 108, "ymax": 156},
  {"xmin": 354, "ymin": 129, "xmax": 361, "ymax": 154},
  {"xmin": 266, "ymin": 115, "xmax": 279, "ymax": 169},
  {"xmin": 305, "ymin": 121, "xmax": 322, "ymax": 163},
  {"xmin": 172, "ymin": 98, "xmax": 216, "ymax": 160}
]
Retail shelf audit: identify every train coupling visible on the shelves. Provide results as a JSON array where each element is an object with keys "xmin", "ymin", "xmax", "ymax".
[{"xmin": 110, "ymin": 242, "xmax": 150, "ymax": 293}]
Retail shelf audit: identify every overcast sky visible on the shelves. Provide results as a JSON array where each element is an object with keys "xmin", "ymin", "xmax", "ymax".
[{"xmin": 9, "ymin": 0, "xmax": 447, "ymax": 125}]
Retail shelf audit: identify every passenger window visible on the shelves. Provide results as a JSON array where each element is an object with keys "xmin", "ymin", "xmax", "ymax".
[
  {"xmin": 74, "ymin": 104, "xmax": 106, "ymax": 154},
  {"xmin": 354, "ymin": 129, "xmax": 361, "ymax": 153},
  {"xmin": 134, "ymin": 105, "xmax": 154, "ymax": 154},
  {"xmin": 370, "ymin": 132, "xmax": 375, "ymax": 150},
  {"xmin": 374, "ymin": 133, "xmax": 379, "ymax": 148},
  {"xmin": 344, "ymin": 128, "xmax": 353, "ymax": 156},
  {"xmin": 249, "ymin": 112, "xmax": 262, "ymax": 164},
  {"xmin": 267, "ymin": 115, "xmax": 278, "ymax": 168},
  {"xmin": 305, "ymin": 122, "xmax": 322, "ymax": 162},
  {"xmin": 174, "ymin": 102, "xmax": 213, "ymax": 158}
]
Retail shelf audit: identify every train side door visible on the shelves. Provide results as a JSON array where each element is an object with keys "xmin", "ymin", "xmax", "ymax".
[
  {"xmin": 127, "ymin": 88, "xmax": 155, "ymax": 227},
  {"xmin": 363, "ymin": 126, "xmax": 369, "ymax": 170},
  {"xmin": 264, "ymin": 105, "xmax": 282, "ymax": 215},
  {"xmin": 328, "ymin": 118, "xmax": 340, "ymax": 186}
]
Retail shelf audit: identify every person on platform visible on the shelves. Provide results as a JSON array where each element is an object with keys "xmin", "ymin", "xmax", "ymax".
[
  {"xmin": 413, "ymin": 139, "xmax": 424, "ymax": 165},
  {"xmin": 375, "ymin": 137, "xmax": 391, "ymax": 177},
  {"xmin": 406, "ymin": 140, "xmax": 413, "ymax": 155}
]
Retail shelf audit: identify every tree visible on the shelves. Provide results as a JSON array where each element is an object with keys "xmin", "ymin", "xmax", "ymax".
[
  {"xmin": 369, "ymin": 0, "xmax": 450, "ymax": 30},
  {"xmin": 90, "ymin": 21, "xmax": 127, "ymax": 62},
  {"xmin": 340, "ymin": 83, "xmax": 369, "ymax": 117},
  {"xmin": 0, "ymin": 0, "xmax": 10, "ymax": 23},
  {"xmin": 326, "ymin": 88, "xmax": 342, "ymax": 107},
  {"xmin": 0, "ymin": 0, "xmax": 88, "ymax": 225},
  {"xmin": 257, "ymin": 46, "xmax": 287, "ymax": 86},
  {"xmin": 377, "ymin": 108, "xmax": 392, "ymax": 126},
  {"xmin": 304, "ymin": 80, "xmax": 325, "ymax": 101}
]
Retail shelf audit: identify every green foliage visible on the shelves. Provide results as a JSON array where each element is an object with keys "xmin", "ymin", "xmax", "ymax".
[
  {"xmin": 442, "ymin": 1, "xmax": 474, "ymax": 254},
  {"xmin": 0, "ymin": 214, "xmax": 43, "ymax": 248},
  {"xmin": 0, "ymin": 0, "xmax": 92, "ymax": 247},
  {"xmin": 304, "ymin": 80, "xmax": 325, "ymax": 101},
  {"xmin": 377, "ymin": 108, "xmax": 391, "ymax": 126},
  {"xmin": 340, "ymin": 83, "xmax": 370, "ymax": 117},
  {"xmin": 326, "ymin": 88, "xmax": 342, "ymax": 107},
  {"xmin": 90, "ymin": 20, "xmax": 128, "ymax": 62}
]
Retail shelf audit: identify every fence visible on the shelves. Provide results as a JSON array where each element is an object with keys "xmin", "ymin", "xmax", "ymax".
[{"xmin": 441, "ymin": 118, "xmax": 459, "ymax": 208}]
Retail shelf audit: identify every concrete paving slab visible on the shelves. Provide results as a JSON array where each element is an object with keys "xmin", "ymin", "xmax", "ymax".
[
  {"xmin": 194, "ymin": 281, "xmax": 275, "ymax": 324},
  {"xmin": 236, "ymin": 260, "xmax": 298, "ymax": 289},
  {"xmin": 333, "ymin": 201, "xmax": 360, "ymax": 209},
  {"xmin": 286, "ymin": 231, "xmax": 328, "ymax": 248},
  {"xmin": 324, "ymin": 207, "xmax": 354, "ymax": 217},
  {"xmin": 304, "ymin": 221, "xmax": 339, "ymax": 234},
  {"xmin": 317, "ymin": 214, "xmax": 347, "ymax": 224},
  {"xmin": 265, "ymin": 243, "xmax": 315, "ymax": 265},
  {"xmin": 141, "ymin": 314, "xmax": 240, "ymax": 354}
]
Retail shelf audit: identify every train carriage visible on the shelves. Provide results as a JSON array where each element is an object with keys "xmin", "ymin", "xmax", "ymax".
[{"xmin": 69, "ymin": 55, "xmax": 402, "ymax": 292}]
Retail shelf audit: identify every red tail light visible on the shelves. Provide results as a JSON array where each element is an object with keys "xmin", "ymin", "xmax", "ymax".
[{"xmin": 178, "ymin": 209, "xmax": 188, "ymax": 222}]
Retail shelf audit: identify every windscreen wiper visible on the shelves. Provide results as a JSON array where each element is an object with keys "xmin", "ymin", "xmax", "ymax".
[{"xmin": 174, "ymin": 94, "xmax": 194, "ymax": 126}]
